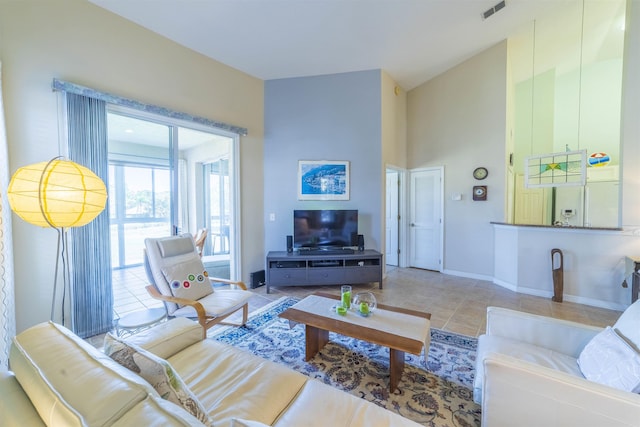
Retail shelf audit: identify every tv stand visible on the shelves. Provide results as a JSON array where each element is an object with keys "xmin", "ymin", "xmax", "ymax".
[{"xmin": 266, "ymin": 250, "xmax": 383, "ymax": 294}]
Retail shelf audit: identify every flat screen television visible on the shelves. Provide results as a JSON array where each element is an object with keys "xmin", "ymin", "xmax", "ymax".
[{"xmin": 293, "ymin": 209, "xmax": 358, "ymax": 249}]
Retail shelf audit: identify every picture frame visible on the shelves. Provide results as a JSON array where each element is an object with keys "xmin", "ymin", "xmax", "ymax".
[{"xmin": 298, "ymin": 160, "xmax": 350, "ymax": 200}]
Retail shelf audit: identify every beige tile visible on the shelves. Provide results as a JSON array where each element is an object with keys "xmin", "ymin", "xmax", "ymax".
[{"xmin": 109, "ymin": 265, "xmax": 623, "ymax": 339}]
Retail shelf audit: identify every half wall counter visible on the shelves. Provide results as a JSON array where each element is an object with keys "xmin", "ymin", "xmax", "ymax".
[{"xmin": 491, "ymin": 222, "xmax": 638, "ymax": 311}]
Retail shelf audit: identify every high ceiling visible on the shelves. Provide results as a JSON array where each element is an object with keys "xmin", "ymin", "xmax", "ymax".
[{"xmin": 89, "ymin": 0, "xmax": 573, "ymax": 90}]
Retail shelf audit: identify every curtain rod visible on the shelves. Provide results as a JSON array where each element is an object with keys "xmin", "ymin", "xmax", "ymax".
[{"xmin": 52, "ymin": 79, "xmax": 248, "ymax": 136}]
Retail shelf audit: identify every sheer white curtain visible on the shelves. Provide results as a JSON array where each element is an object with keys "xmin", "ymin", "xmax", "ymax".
[{"xmin": 0, "ymin": 61, "xmax": 16, "ymax": 369}]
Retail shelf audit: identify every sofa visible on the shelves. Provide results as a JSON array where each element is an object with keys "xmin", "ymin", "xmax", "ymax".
[
  {"xmin": 0, "ymin": 317, "xmax": 423, "ymax": 427},
  {"xmin": 473, "ymin": 300, "xmax": 640, "ymax": 427}
]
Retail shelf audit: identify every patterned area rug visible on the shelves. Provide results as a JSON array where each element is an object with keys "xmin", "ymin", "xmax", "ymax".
[{"xmin": 210, "ymin": 297, "xmax": 481, "ymax": 427}]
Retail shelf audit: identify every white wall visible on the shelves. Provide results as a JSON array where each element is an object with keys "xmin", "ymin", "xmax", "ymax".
[
  {"xmin": 0, "ymin": 0, "xmax": 264, "ymax": 333},
  {"xmin": 407, "ymin": 41, "xmax": 508, "ymax": 278}
]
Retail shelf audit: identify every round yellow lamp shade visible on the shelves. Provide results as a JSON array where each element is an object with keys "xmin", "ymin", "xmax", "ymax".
[{"xmin": 7, "ymin": 159, "xmax": 108, "ymax": 228}]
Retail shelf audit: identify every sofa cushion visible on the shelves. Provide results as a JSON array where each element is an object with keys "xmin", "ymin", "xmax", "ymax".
[
  {"xmin": 613, "ymin": 299, "xmax": 640, "ymax": 353},
  {"xmin": 162, "ymin": 256, "xmax": 213, "ymax": 304},
  {"xmin": 169, "ymin": 338, "xmax": 422, "ymax": 427},
  {"xmin": 126, "ymin": 318, "xmax": 203, "ymax": 359},
  {"xmin": 104, "ymin": 333, "xmax": 213, "ymax": 426},
  {"xmin": 110, "ymin": 394, "xmax": 206, "ymax": 426},
  {"xmin": 168, "ymin": 339, "xmax": 308, "ymax": 426},
  {"xmin": 474, "ymin": 334, "xmax": 583, "ymax": 404},
  {"xmin": 272, "ymin": 379, "xmax": 422, "ymax": 426},
  {"xmin": 10, "ymin": 322, "xmax": 158, "ymax": 426},
  {"xmin": 578, "ymin": 326, "xmax": 640, "ymax": 393}
]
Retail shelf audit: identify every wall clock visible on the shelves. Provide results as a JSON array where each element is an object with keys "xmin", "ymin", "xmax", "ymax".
[
  {"xmin": 473, "ymin": 167, "xmax": 488, "ymax": 180},
  {"xmin": 473, "ymin": 185, "xmax": 487, "ymax": 201}
]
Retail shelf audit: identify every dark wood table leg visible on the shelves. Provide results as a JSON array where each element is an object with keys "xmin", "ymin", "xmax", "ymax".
[
  {"xmin": 389, "ymin": 348, "xmax": 405, "ymax": 392},
  {"xmin": 305, "ymin": 325, "xmax": 329, "ymax": 361}
]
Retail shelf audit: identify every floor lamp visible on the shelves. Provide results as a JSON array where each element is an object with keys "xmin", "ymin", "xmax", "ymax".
[{"xmin": 7, "ymin": 157, "xmax": 107, "ymax": 324}]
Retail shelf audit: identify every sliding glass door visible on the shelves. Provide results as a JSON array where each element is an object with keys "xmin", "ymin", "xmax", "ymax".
[
  {"xmin": 107, "ymin": 109, "xmax": 238, "ymax": 315},
  {"xmin": 108, "ymin": 112, "xmax": 173, "ymax": 268}
]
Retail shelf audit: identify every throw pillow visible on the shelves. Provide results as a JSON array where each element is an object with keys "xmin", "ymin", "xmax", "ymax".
[
  {"xmin": 103, "ymin": 333, "xmax": 213, "ymax": 426},
  {"xmin": 577, "ymin": 326, "xmax": 640, "ymax": 393},
  {"xmin": 161, "ymin": 256, "xmax": 213, "ymax": 304}
]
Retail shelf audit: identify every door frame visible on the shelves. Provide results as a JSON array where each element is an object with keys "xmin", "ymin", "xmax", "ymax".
[
  {"xmin": 408, "ymin": 166, "xmax": 444, "ymax": 272},
  {"xmin": 385, "ymin": 165, "xmax": 407, "ymax": 268}
]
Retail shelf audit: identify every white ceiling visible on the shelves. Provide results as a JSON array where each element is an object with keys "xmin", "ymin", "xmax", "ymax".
[{"xmin": 88, "ymin": 0, "xmax": 571, "ymax": 90}]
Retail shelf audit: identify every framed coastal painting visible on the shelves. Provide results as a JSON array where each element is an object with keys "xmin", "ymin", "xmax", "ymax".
[{"xmin": 298, "ymin": 160, "xmax": 350, "ymax": 200}]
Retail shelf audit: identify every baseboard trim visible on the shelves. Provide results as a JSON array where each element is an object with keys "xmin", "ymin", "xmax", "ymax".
[
  {"xmin": 562, "ymin": 295, "xmax": 626, "ymax": 311},
  {"xmin": 443, "ymin": 269, "xmax": 493, "ymax": 282},
  {"xmin": 492, "ymin": 279, "xmax": 626, "ymax": 311}
]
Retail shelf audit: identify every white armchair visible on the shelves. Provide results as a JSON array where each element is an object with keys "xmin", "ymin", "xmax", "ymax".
[
  {"xmin": 474, "ymin": 301, "xmax": 640, "ymax": 427},
  {"xmin": 144, "ymin": 234, "xmax": 252, "ymax": 338}
]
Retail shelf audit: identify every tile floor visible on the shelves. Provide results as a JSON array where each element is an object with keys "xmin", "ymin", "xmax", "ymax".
[
  {"xmin": 112, "ymin": 266, "xmax": 164, "ymax": 319},
  {"xmin": 110, "ymin": 265, "xmax": 623, "ymax": 340}
]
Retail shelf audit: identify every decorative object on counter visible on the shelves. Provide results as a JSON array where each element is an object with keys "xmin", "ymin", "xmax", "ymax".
[{"xmin": 551, "ymin": 248, "xmax": 564, "ymax": 302}]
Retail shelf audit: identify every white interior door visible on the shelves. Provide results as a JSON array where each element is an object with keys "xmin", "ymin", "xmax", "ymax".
[
  {"xmin": 385, "ymin": 170, "xmax": 399, "ymax": 266},
  {"xmin": 409, "ymin": 168, "xmax": 442, "ymax": 271}
]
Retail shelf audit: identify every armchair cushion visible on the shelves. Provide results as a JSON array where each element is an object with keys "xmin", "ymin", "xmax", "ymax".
[
  {"xmin": 104, "ymin": 333, "xmax": 213, "ymax": 426},
  {"xmin": 172, "ymin": 289, "xmax": 252, "ymax": 319},
  {"xmin": 126, "ymin": 317, "xmax": 203, "ymax": 360},
  {"xmin": 474, "ymin": 333, "xmax": 583, "ymax": 403},
  {"xmin": 578, "ymin": 326, "xmax": 640, "ymax": 393},
  {"xmin": 161, "ymin": 256, "xmax": 213, "ymax": 304}
]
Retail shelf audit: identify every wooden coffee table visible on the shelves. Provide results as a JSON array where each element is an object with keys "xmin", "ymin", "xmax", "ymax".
[{"xmin": 279, "ymin": 292, "xmax": 431, "ymax": 392}]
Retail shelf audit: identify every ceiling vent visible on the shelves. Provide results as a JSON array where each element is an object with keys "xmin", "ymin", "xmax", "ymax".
[{"xmin": 483, "ymin": 0, "xmax": 506, "ymax": 20}]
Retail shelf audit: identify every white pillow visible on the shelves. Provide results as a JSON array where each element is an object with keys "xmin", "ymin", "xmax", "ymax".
[
  {"xmin": 104, "ymin": 333, "xmax": 213, "ymax": 426},
  {"xmin": 162, "ymin": 257, "xmax": 213, "ymax": 304},
  {"xmin": 577, "ymin": 326, "xmax": 640, "ymax": 393}
]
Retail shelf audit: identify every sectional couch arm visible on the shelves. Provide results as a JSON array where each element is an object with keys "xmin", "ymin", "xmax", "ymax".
[
  {"xmin": 485, "ymin": 306, "xmax": 603, "ymax": 357},
  {"xmin": 482, "ymin": 353, "xmax": 640, "ymax": 427},
  {"xmin": 0, "ymin": 371, "xmax": 46, "ymax": 427}
]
